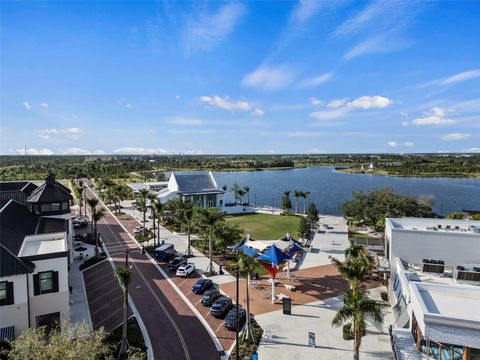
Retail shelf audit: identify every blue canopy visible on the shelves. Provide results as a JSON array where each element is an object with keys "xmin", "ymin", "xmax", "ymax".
[
  {"xmin": 280, "ymin": 233, "xmax": 302, "ymax": 246},
  {"xmin": 257, "ymin": 244, "xmax": 291, "ymax": 267},
  {"xmin": 239, "ymin": 245, "xmax": 258, "ymax": 257},
  {"xmin": 286, "ymin": 243, "xmax": 303, "ymax": 257},
  {"xmin": 227, "ymin": 235, "xmax": 250, "ymax": 251}
]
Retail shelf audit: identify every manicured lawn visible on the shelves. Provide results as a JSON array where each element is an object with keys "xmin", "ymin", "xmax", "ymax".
[{"xmin": 226, "ymin": 213, "xmax": 301, "ymax": 240}]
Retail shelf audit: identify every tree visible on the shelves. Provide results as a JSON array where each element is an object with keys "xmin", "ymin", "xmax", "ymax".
[
  {"xmin": 293, "ymin": 190, "xmax": 300, "ymax": 213},
  {"xmin": 195, "ymin": 208, "xmax": 224, "ymax": 275},
  {"xmin": 78, "ymin": 185, "xmax": 84, "ymax": 217},
  {"xmin": 332, "ymin": 285, "xmax": 385, "ymax": 360},
  {"xmin": 446, "ymin": 212, "xmax": 464, "ymax": 219},
  {"xmin": 243, "ymin": 186, "xmax": 250, "ymax": 205},
  {"xmin": 136, "ymin": 189, "xmax": 150, "ymax": 236},
  {"xmin": 237, "ymin": 252, "xmax": 257, "ymax": 342},
  {"xmin": 87, "ymin": 198, "xmax": 104, "ymax": 256},
  {"xmin": 152, "ymin": 199, "xmax": 164, "ymax": 247},
  {"xmin": 307, "ymin": 202, "xmax": 319, "ymax": 224},
  {"xmin": 238, "ymin": 189, "xmax": 246, "ymax": 205},
  {"xmin": 178, "ymin": 199, "xmax": 195, "ymax": 256},
  {"xmin": 302, "ymin": 191, "xmax": 310, "ymax": 213},
  {"xmin": 471, "ymin": 214, "xmax": 480, "ymax": 220},
  {"xmin": 115, "ymin": 266, "xmax": 132, "ymax": 358},
  {"xmin": 281, "ymin": 191, "xmax": 292, "ymax": 213},
  {"xmin": 5, "ymin": 321, "xmax": 111, "ymax": 360},
  {"xmin": 298, "ymin": 216, "xmax": 311, "ymax": 241},
  {"xmin": 213, "ymin": 221, "xmax": 243, "ymax": 253},
  {"xmin": 340, "ymin": 188, "xmax": 435, "ymax": 229},
  {"xmin": 231, "ymin": 183, "xmax": 241, "ymax": 204}
]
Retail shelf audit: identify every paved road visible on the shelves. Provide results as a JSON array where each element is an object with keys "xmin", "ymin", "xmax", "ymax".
[{"xmin": 86, "ymin": 187, "xmax": 222, "ymax": 360}]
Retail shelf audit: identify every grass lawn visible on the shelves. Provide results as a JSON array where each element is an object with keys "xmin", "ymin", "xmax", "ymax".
[{"xmin": 226, "ymin": 213, "xmax": 301, "ymax": 240}]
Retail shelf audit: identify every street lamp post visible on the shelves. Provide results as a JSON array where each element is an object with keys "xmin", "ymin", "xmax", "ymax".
[{"xmin": 236, "ymin": 266, "xmax": 239, "ymax": 360}]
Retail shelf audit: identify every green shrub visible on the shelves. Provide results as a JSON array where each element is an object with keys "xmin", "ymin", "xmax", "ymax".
[{"xmin": 79, "ymin": 255, "xmax": 107, "ymax": 270}]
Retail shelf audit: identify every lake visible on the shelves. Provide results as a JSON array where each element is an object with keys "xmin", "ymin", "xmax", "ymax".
[{"xmin": 211, "ymin": 167, "xmax": 480, "ymax": 216}]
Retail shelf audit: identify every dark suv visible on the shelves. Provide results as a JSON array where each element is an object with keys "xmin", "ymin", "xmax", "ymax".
[
  {"xmin": 201, "ymin": 287, "xmax": 220, "ymax": 306},
  {"xmin": 224, "ymin": 306, "xmax": 246, "ymax": 331},
  {"xmin": 192, "ymin": 279, "xmax": 213, "ymax": 294},
  {"xmin": 168, "ymin": 257, "xmax": 187, "ymax": 271},
  {"xmin": 210, "ymin": 296, "xmax": 232, "ymax": 318}
]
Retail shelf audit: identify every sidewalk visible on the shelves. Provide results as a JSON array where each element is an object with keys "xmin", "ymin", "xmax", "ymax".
[{"xmin": 120, "ymin": 200, "xmax": 236, "ymax": 284}]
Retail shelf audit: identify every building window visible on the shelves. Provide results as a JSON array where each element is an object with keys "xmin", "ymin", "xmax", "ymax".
[
  {"xmin": 206, "ymin": 194, "xmax": 216, "ymax": 208},
  {"xmin": 0, "ymin": 281, "xmax": 14, "ymax": 306},
  {"xmin": 34, "ymin": 271, "xmax": 59, "ymax": 296},
  {"xmin": 36, "ymin": 312, "xmax": 60, "ymax": 335}
]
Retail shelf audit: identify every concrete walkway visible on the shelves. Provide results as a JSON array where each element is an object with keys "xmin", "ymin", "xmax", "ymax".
[
  {"xmin": 120, "ymin": 200, "xmax": 236, "ymax": 284},
  {"xmin": 256, "ymin": 286, "xmax": 394, "ymax": 360}
]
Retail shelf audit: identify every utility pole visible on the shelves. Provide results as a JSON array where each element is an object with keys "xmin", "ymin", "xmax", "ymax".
[{"xmin": 236, "ymin": 266, "xmax": 239, "ymax": 360}]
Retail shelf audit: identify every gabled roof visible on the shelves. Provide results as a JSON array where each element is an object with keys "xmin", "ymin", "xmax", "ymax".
[
  {"xmin": 0, "ymin": 243, "xmax": 35, "ymax": 277},
  {"xmin": 173, "ymin": 172, "xmax": 222, "ymax": 195},
  {"xmin": 0, "ymin": 181, "xmax": 38, "ymax": 206},
  {"xmin": 27, "ymin": 173, "xmax": 73, "ymax": 204},
  {"xmin": 0, "ymin": 200, "xmax": 39, "ymax": 255}
]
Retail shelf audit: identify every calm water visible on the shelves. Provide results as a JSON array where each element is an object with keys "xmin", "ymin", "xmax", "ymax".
[{"xmin": 211, "ymin": 167, "xmax": 480, "ymax": 216}]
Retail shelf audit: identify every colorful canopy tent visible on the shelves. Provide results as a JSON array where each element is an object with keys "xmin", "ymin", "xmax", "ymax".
[
  {"xmin": 227, "ymin": 234, "xmax": 250, "ymax": 251},
  {"xmin": 257, "ymin": 245, "xmax": 291, "ymax": 303},
  {"xmin": 279, "ymin": 233, "xmax": 303, "ymax": 246},
  {"xmin": 239, "ymin": 244, "xmax": 259, "ymax": 257},
  {"xmin": 284, "ymin": 243, "xmax": 304, "ymax": 278}
]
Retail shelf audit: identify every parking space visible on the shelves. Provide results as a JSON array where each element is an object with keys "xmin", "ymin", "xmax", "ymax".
[{"xmin": 82, "ymin": 259, "xmax": 132, "ymax": 332}]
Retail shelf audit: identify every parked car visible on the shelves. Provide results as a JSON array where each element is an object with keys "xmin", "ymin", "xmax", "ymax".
[
  {"xmin": 168, "ymin": 257, "xmax": 187, "ymax": 271},
  {"xmin": 154, "ymin": 243, "xmax": 175, "ymax": 262},
  {"xmin": 176, "ymin": 263, "xmax": 195, "ymax": 277},
  {"xmin": 192, "ymin": 279, "xmax": 213, "ymax": 294},
  {"xmin": 201, "ymin": 287, "xmax": 220, "ymax": 306},
  {"xmin": 210, "ymin": 296, "xmax": 232, "ymax": 318},
  {"xmin": 224, "ymin": 306, "xmax": 246, "ymax": 331},
  {"xmin": 134, "ymin": 226, "xmax": 145, "ymax": 234}
]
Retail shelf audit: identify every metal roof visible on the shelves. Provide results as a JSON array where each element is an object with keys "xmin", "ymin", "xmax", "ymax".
[
  {"xmin": 173, "ymin": 172, "xmax": 220, "ymax": 194},
  {"xmin": 0, "ymin": 243, "xmax": 35, "ymax": 277},
  {"xmin": 26, "ymin": 173, "xmax": 73, "ymax": 204}
]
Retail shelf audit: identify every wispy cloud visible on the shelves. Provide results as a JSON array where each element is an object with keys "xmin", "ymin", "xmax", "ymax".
[
  {"xmin": 410, "ymin": 107, "xmax": 456, "ymax": 126},
  {"xmin": 167, "ymin": 117, "xmax": 204, "ymax": 126},
  {"xmin": 200, "ymin": 96, "xmax": 252, "ymax": 111},
  {"xmin": 388, "ymin": 141, "xmax": 398, "ymax": 147},
  {"xmin": 14, "ymin": 147, "xmax": 53, "ymax": 155},
  {"xmin": 23, "ymin": 101, "xmax": 31, "ymax": 110},
  {"xmin": 242, "ymin": 64, "xmax": 297, "ymax": 91},
  {"xmin": 420, "ymin": 69, "xmax": 480, "ymax": 87},
  {"xmin": 40, "ymin": 102, "xmax": 49, "ymax": 108},
  {"xmin": 347, "ymin": 96, "xmax": 393, "ymax": 109},
  {"xmin": 183, "ymin": 3, "xmax": 246, "ymax": 53},
  {"xmin": 464, "ymin": 147, "xmax": 480, "ymax": 153},
  {"xmin": 118, "ymin": 98, "xmax": 133, "ymax": 108},
  {"xmin": 297, "ymin": 72, "xmax": 333, "ymax": 88},
  {"xmin": 58, "ymin": 147, "xmax": 105, "ymax": 155},
  {"xmin": 113, "ymin": 147, "xmax": 169, "ymax": 155},
  {"xmin": 327, "ymin": 99, "xmax": 347, "ymax": 108},
  {"xmin": 442, "ymin": 133, "xmax": 471, "ymax": 141}
]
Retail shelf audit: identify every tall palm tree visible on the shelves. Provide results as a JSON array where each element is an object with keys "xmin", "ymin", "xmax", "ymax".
[
  {"xmin": 87, "ymin": 198, "xmax": 105, "ymax": 257},
  {"xmin": 238, "ymin": 189, "xmax": 246, "ymax": 205},
  {"xmin": 136, "ymin": 188, "xmax": 150, "ymax": 236},
  {"xmin": 195, "ymin": 208, "xmax": 224, "ymax": 276},
  {"xmin": 77, "ymin": 185, "xmax": 84, "ymax": 217},
  {"xmin": 293, "ymin": 190, "xmax": 300, "ymax": 213},
  {"xmin": 152, "ymin": 199, "xmax": 164, "ymax": 247},
  {"xmin": 115, "ymin": 266, "xmax": 132, "ymax": 358},
  {"xmin": 231, "ymin": 183, "xmax": 241, "ymax": 204},
  {"xmin": 332, "ymin": 285, "xmax": 385, "ymax": 360},
  {"xmin": 243, "ymin": 186, "xmax": 250, "ymax": 205},
  {"xmin": 237, "ymin": 252, "xmax": 257, "ymax": 342},
  {"xmin": 179, "ymin": 199, "xmax": 195, "ymax": 257},
  {"xmin": 303, "ymin": 191, "xmax": 310, "ymax": 214}
]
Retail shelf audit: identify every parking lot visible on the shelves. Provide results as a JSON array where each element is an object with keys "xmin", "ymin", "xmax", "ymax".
[{"xmin": 82, "ymin": 259, "xmax": 132, "ymax": 332}]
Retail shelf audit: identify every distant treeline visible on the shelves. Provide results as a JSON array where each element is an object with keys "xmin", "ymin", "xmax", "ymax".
[{"xmin": 0, "ymin": 153, "xmax": 479, "ymax": 181}]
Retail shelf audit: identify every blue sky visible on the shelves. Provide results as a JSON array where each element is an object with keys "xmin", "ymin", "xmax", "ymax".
[{"xmin": 1, "ymin": 0, "xmax": 479, "ymax": 155}]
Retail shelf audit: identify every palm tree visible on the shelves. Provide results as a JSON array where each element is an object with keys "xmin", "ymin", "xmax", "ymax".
[
  {"xmin": 330, "ymin": 240, "xmax": 374, "ymax": 288},
  {"xmin": 238, "ymin": 189, "xmax": 246, "ymax": 205},
  {"xmin": 303, "ymin": 191, "xmax": 310, "ymax": 214},
  {"xmin": 293, "ymin": 190, "xmax": 300, "ymax": 213},
  {"xmin": 195, "ymin": 208, "xmax": 224, "ymax": 276},
  {"xmin": 222, "ymin": 185, "xmax": 227, "ymax": 192},
  {"xmin": 179, "ymin": 199, "xmax": 195, "ymax": 257},
  {"xmin": 115, "ymin": 266, "xmax": 132, "ymax": 358},
  {"xmin": 136, "ymin": 188, "xmax": 149, "ymax": 236},
  {"xmin": 243, "ymin": 186, "xmax": 250, "ymax": 205},
  {"xmin": 237, "ymin": 252, "xmax": 257, "ymax": 342},
  {"xmin": 78, "ymin": 185, "xmax": 84, "ymax": 217},
  {"xmin": 332, "ymin": 285, "xmax": 385, "ymax": 360},
  {"xmin": 152, "ymin": 199, "xmax": 164, "ymax": 247},
  {"xmin": 87, "ymin": 198, "xmax": 100, "ymax": 256},
  {"xmin": 231, "ymin": 183, "xmax": 241, "ymax": 204}
]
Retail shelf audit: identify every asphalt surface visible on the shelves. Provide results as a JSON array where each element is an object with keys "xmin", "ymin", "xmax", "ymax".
[{"xmin": 86, "ymin": 187, "xmax": 222, "ymax": 360}]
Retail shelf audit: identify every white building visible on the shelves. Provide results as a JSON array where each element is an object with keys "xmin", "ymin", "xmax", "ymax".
[
  {"xmin": 156, "ymin": 172, "xmax": 225, "ymax": 211},
  {"xmin": 0, "ymin": 173, "xmax": 73, "ymax": 340},
  {"xmin": 386, "ymin": 218, "xmax": 480, "ymax": 360},
  {"xmin": 127, "ymin": 181, "xmax": 169, "ymax": 195}
]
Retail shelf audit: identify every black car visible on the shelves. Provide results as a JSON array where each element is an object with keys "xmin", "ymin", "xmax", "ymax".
[
  {"xmin": 223, "ymin": 306, "xmax": 246, "ymax": 331},
  {"xmin": 168, "ymin": 257, "xmax": 187, "ymax": 271},
  {"xmin": 210, "ymin": 296, "xmax": 232, "ymax": 318},
  {"xmin": 201, "ymin": 287, "xmax": 220, "ymax": 307},
  {"xmin": 192, "ymin": 279, "xmax": 213, "ymax": 294}
]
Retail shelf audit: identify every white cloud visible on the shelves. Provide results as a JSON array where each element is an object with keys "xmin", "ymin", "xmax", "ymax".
[
  {"xmin": 347, "ymin": 96, "xmax": 393, "ymax": 109},
  {"xmin": 442, "ymin": 133, "xmax": 471, "ymax": 141},
  {"xmin": 290, "ymin": 0, "xmax": 323, "ymax": 24},
  {"xmin": 93, "ymin": 149, "xmax": 106, "ymax": 155},
  {"xmin": 59, "ymin": 147, "xmax": 90, "ymax": 155},
  {"xmin": 40, "ymin": 102, "xmax": 49, "ymax": 108},
  {"xmin": 309, "ymin": 148, "xmax": 325, "ymax": 154},
  {"xmin": 309, "ymin": 97, "xmax": 323, "ymax": 106},
  {"xmin": 404, "ymin": 142, "xmax": 415, "ymax": 147},
  {"xmin": 251, "ymin": 108, "xmax": 265, "ymax": 117},
  {"xmin": 23, "ymin": 101, "xmax": 31, "ymax": 110},
  {"xmin": 327, "ymin": 99, "xmax": 347, "ymax": 108},
  {"xmin": 464, "ymin": 147, "xmax": 480, "ymax": 153},
  {"xmin": 422, "ymin": 69, "xmax": 480, "ymax": 87},
  {"xmin": 113, "ymin": 147, "xmax": 169, "ymax": 155},
  {"xmin": 183, "ymin": 150, "xmax": 204, "ymax": 155},
  {"xmin": 297, "ymin": 72, "xmax": 333, "ymax": 88},
  {"xmin": 334, "ymin": 0, "xmax": 390, "ymax": 37},
  {"xmin": 199, "ymin": 96, "xmax": 252, "ymax": 111},
  {"xmin": 242, "ymin": 64, "xmax": 297, "ymax": 91},
  {"xmin": 388, "ymin": 141, "xmax": 398, "ymax": 147},
  {"xmin": 15, "ymin": 147, "xmax": 54, "ymax": 155},
  {"xmin": 184, "ymin": 3, "xmax": 246, "ymax": 53},
  {"xmin": 401, "ymin": 120, "xmax": 409, "ymax": 127},
  {"xmin": 411, "ymin": 107, "xmax": 456, "ymax": 126},
  {"xmin": 38, "ymin": 128, "xmax": 83, "ymax": 140},
  {"xmin": 118, "ymin": 98, "xmax": 133, "ymax": 108},
  {"xmin": 175, "ymin": 95, "xmax": 180, "ymax": 100}
]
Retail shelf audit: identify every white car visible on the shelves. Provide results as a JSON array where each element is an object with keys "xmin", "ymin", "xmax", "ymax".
[
  {"xmin": 176, "ymin": 263, "xmax": 195, "ymax": 277},
  {"xmin": 133, "ymin": 226, "xmax": 145, "ymax": 234}
]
